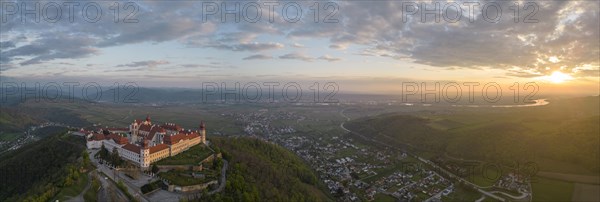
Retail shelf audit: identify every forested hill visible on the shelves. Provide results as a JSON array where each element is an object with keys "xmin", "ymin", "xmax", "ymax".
[
  {"xmin": 206, "ymin": 137, "xmax": 332, "ymax": 202},
  {"xmin": 0, "ymin": 130, "xmax": 86, "ymax": 201}
]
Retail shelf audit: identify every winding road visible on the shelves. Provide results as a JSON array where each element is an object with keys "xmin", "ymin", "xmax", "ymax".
[{"xmin": 209, "ymin": 159, "xmax": 229, "ymax": 194}]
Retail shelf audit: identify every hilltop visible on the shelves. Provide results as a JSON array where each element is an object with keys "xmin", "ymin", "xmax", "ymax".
[{"xmin": 201, "ymin": 137, "xmax": 331, "ymax": 202}]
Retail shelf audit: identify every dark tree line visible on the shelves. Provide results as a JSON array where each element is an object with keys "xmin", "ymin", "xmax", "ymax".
[{"xmin": 95, "ymin": 145, "xmax": 124, "ymax": 167}]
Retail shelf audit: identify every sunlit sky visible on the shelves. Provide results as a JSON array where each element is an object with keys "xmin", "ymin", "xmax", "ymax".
[{"xmin": 0, "ymin": 0, "xmax": 598, "ymax": 94}]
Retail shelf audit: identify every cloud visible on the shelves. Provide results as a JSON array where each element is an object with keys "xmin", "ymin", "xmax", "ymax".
[
  {"xmin": 336, "ymin": 1, "xmax": 599, "ymax": 77},
  {"xmin": 0, "ymin": 0, "xmax": 597, "ymax": 79},
  {"xmin": 116, "ymin": 60, "xmax": 170, "ymax": 68},
  {"xmin": 279, "ymin": 53, "xmax": 314, "ymax": 62},
  {"xmin": 102, "ymin": 22, "xmax": 215, "ymax": 47},
  {"xmin": 1, "ymin": 33, "xmax": 99, "ymax": 65},
  {"xmin": 180, "ymin": 63, "xmax": 236, "ymax": 68},
  {"xmin": 208, "ymin": 42, "xmax": 284, "ymax": 52},
  {"xmin": 243, "ymin": 54, "xmax": 273, "ymax": 60},
  {"xmin": 329, "ymin": 44, "xmax": 347, "ymax": 50},
  {"xmin": 318, "ymin": 55, "xmax": 341, "ymax": 62},
  {"xmin": 0, "ymin": 41, "xmax": 16, "ymax": 48},
  {"xmin": 291, "ymin": 43, "xmax": 305, "ymax": 48},
  {"xmin": 505, "ymin": 70, "xmax": 543, "ymax": 78},
  {"xmin": 216, "ymin": 32, "xmax": 257, "ymax": 43},
  {"xmin": 0, "ymin": 63, "xmax": 17, "ymax": 71}
]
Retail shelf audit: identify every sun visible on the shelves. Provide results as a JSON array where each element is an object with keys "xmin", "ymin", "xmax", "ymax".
[{"xmin": 546, "ymin": 71, "xmax": 573, "ymax": 83}]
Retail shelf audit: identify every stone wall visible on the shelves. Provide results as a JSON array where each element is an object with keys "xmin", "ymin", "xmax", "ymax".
[
  {"xmin": 166, "ymin": 180, "xmax": 218, "ymax": 193},
  {"xmin": 156, "ymin": 152, "xmax": 221, "ymax": 171},
  {"xmin": 200, "ymin": 153, "xmax": 222, "ymax": 164},
  {"xmin": 157, "ymin": 164, "xmax": 203, "ymax": 171}
]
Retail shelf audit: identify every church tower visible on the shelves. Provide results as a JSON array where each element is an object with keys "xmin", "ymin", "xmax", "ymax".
[
  {"xmin": 200, "ymin": 121, "xmax": 206, "ymax": 143},
  {"xmin": 130, "ymin": 119, "xmax": 139, "ymax": 142},
  {"xmin": 144, "ymin": 115, "xmax": 152, "ymax": 125}
]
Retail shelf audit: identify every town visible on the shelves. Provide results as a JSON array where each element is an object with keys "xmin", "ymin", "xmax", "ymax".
[{"xmin": 226, "ymin": 110, "xmax": 533, "ymax": 201}]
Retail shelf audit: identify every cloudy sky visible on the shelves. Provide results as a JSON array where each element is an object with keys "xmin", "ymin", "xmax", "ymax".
[{"xmin": 0, "ymin": 0, "xmax": 598, "ymax": 94}]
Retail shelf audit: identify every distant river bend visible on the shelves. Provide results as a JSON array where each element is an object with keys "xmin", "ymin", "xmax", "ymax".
[{"xmin": 449, "ymin": 99, "xmax": 549, "ymax": 108}]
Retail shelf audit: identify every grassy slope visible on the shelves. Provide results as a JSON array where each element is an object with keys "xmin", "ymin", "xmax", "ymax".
[
  {"xmin": 0, "ymin": 108, "xmax": 39, "ymax": 132},
  {"xmin": 54, "ymin": 172, "xmax": 89, "ymax": 201},
  {"xmin": 155, "ymin": 144, "xmax": 213, "ymax": 165}
]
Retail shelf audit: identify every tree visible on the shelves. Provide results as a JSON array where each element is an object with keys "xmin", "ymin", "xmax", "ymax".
[
  {"xmin": 213, "ymin": 158, "xmax": 223, "ymax": 169},
  {"xmin": 82, "ymin": 151, "xmax": 90, "ymax": 168},
  {"xmin": 111, "ymin": 148, "xmax": 122, "ymax": 167},
  {"xmin": 151, "ymin": 164, "xmax": 159, "ymax": 174},
  {"xmin": 64, "ymin": 177, "xmax": 73, "ymax": 186},
  {"xmin": 98, "ymin": 144, "xmax": 109, "ymax": 160}
]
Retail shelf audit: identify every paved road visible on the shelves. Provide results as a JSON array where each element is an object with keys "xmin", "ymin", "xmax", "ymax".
[
  {"xmin": 491, "ymin": 190, "xmax": 529, "ymax": 200},
  {"xmin": 90, "ymin": 149, "xmax": 150, "ymax": 202},
  {"xmin": 97, "ymin": 171, "xmax": 129, "ymax": 202},
  {"xmin": 115, "ymin": 170, "xmax": 151, "ymax": 202},
  {"xmin": 209, "ymin": 159, "xmax": 229, "ymax": 194}
]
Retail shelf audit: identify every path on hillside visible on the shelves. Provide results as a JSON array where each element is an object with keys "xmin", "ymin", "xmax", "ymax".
[
  {"xmin": 210, "ymin": 159, "xmax": 229, "ymax": 194},
  {"xmin": 65, "ymin": 172, "xmax": 93, "ymax": 202}
]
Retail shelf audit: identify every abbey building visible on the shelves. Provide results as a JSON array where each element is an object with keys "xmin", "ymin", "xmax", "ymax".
[{"xmin": 85, "ymin": 116, "xmax": 206, "ymax": 168}]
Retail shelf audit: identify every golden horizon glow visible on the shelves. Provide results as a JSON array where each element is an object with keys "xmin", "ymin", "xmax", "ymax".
[{"xmin": 546, "ymin": 71, "xmax": 574, "ymax": 83}]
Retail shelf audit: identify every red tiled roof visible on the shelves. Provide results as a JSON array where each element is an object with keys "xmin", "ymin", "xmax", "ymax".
[
  {"xmin": 107, "ymin": 134, "xmax": 128, "ymax": 145},
  {"xmin": 89, "ymin": 133, "xmax": 105, "ymax": 141},
  {"xmin": 187, "ymin": 133, "xmax": 199, "ymax": 139},
  {"xmin": 107, "ymin": 128, "xmax": 129, "ymax": 132},
  {"xmin": 139, "ymin": 124, "xmax": 152, "ymax": 132},
  {"xmin": 145, "ymin": 126, "xmax": 165, "ymax": 141},
  {"xmin": 122, "ymin": 144, "xmax": 141, "ymax": 153},
  {"xmin": 163, "ymin": 134, "xmax": 185, "ymax": 145},
  {"xmin": 164, "ymin": 132, "xmax": 199, "ymax": 145},
  {"xmin": 161, "ymin": 123, "xmax": 182, "ymax": 131},
  {"xmin": 149, "ymin": 144, "xmax": 169, "ymax": 154}
]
